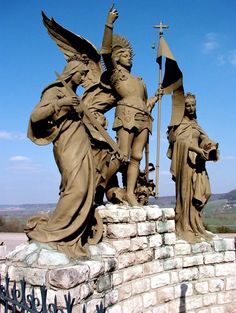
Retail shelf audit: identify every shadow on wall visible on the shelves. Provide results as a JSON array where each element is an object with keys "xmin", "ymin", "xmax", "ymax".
[
  {"xmin": 179, "ymin": 283, "xmax": 188, "ymax": 313},
  {"xmin": 82, "ymin": 303, "xmax": 105, "ymax": 312}
]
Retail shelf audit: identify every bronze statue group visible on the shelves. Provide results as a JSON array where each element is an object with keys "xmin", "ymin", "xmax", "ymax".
[{"xmin": 25, "ymin": 7, "xmax": 219, "ymax": 258}]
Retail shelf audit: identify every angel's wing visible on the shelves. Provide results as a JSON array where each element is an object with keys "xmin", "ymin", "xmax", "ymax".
[{"xmin": 42, "ymin": 11, "xmax": 102, "ymax": 86}]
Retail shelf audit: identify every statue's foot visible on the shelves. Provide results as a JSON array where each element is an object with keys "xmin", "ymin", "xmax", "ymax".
[{"xmin": 126, "ymin": 193, "xmax": 140, "ymax": 207}]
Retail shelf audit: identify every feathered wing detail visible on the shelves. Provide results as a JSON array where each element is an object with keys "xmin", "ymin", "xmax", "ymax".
[{"xmin": 42, "ymin": 11, "xmax": 102, "ymax": 86}]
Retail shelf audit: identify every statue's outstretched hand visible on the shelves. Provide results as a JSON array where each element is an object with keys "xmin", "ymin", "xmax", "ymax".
[{"xmin": 106, "ymin": 5, "xmax": 119, "ymax": 26}]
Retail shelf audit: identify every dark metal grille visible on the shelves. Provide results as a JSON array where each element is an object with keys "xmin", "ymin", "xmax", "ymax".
[{"xmin": 0, "ymin": 273, "xmax": 75, "ymax": 313}]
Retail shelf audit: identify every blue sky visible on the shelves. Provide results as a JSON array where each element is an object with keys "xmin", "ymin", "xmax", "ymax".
[{"xmin": 1, "ymin": 0, "xmax": 236, "ymax": 204}]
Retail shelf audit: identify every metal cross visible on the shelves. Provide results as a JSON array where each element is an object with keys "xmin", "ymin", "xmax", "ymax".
[{"xmin": 154, "ymin": 21, "xmax": 168, "ymax": 37}]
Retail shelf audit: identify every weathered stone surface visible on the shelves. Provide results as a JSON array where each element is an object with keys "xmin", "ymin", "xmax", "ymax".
[
  {"xmin": 163, "ymin": 232, "xmax": 176, "ymax": 245},
  {"xmin": 132, "ymin": 278, "xmax": 150, "ymax": 295},
  {"xmin": 156, "ymin": 220, "xmax": 175, "ymax": 233},
  {"xmin": 130, "ymin": 236, "xmax": 148, "ymax": 251},
  {"xmin": 123, "ymin": 264, "xmax": 143, "ymax": 283},
  {"xmin": 97, "ymin": 274, "xmax": 112, "ymax": 292},
  {"xmin": 107, "ymin": 223, "xmax": 137, "ymax": 238},
  {"xmin": 150, "ymin": 272, "xmax": 170, "ymax": 288},
  {"xmin": 175, "ymin": 242, "xmax": 191, "ymax": 255},
  {"xmin": 145, "ymin": 206, "xmax": 162, "ymax": 220},
  {"xmin": 129, "ymin": 208, "xmax": 146, "ymax": 222},
  {"xmin": 98, "ymin": 208, "xmax": 130, "ymax": 223},
  {"xmin": 83, "ymin": 260, "xmax": 104, "ymax": 278},
  {"xmin": 137, "ymin": 222, "xmax": 156, "ymax": 236},
  {"xmin": 48, "ymin": 265, "xmax": 89, "ymax": 289},
  {"xmin": 142, "ymin": 290, "xmax": 157, "ymax": 308},
  {"xmin": 149, "ymin": 233, "xmax": 162, "ymax": 248}
]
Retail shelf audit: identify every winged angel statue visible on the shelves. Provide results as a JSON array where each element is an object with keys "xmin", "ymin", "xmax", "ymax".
[{"xmin": 25, "ymin": 12, "xmax": 120, "ymax": 259}]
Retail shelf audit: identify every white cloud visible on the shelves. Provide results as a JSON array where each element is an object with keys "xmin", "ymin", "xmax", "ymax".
[
  {"xmin": 202, "ymin": 33, "xmax": 219, "ymax": 53},
  {"xmin": 222, "ymin": 156, "xmax": 236, "ymax": 160},
  {"xmin": 9, "ymin": 156, "xmax": 31, "ymax": 162},
  {"xmin": 0, "ymin": 131, "xmax": 26, "ymax": 140}
]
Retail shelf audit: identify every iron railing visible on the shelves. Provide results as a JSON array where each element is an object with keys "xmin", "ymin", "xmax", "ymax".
[{"xmin": 0, "ymin": 273, "xmax": 75, "ymax": 313}]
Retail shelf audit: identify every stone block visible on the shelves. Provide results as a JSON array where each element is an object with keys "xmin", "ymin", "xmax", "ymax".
[
  {"xmin": 175, "ymin": 242, "xmax": 191, "ymax": 255},
  {"xmin": 79, "ymin": 283, "xmax": 93, "ymax": 300},
  {"xmin": 174, "ymin": 283, "xmax": 193, "ymax": 298},
  {"xmin": 208, "ymin": 278, "xmax": 224, "ymax": 292},
  {"xmin": 121, "ymin": 295, "xmax": 143, "ymax": 313},
  {"xmin": 118, "ymin": 252, "xmax": 136, "ymax": 269},
  {"xmin": 98, "ymin": 208, "xmax": 130, "ymax": 223},
  {"xmin": 163, "ymin": 232, "xmax": 176, "ymax": 245},
  {"xmin": 104, "ymin": 257, "xmax": 118, "ymax": 272},
  {"xmin": 86, "ymin": 298, "xmax": 105, "ymax": 313},
  {"xmin": 213, "ymin": 238, "xmax": 235, "ymax": 251},
  {"xmin": 224, "ymin": 251, "xmax": 236, "ymax": 262},
  {"xmin": 130, "ymin": 236, "xmax": 148, "ymax": 251},
  {"xmin": 194, "ymin": 281, "xmax": 209, "ymax": 294},
  {"xmin": 204, "ymin": 253, "xmax": 224, "ymax": 264},
  {"xmin": 163, "ymin": 257, "xmax": 182, "ymax": 270},
  {"xmin": 112, "ymin": 271, "xmax": 123, "ymax": 287},
  {"xmin": 146, "ymin": 206, "xmax": 162, "ymax": 220},
  {"xmin": 118, "ymin": 282, "xmax": 132, "ymax": 300},
  {"xmin": 88, "ymin": 242, "xmax": 116, "ymax": 257},
  {"xmin": 150, "ymin": 272, "xmax": 170, "ymax": 288},
  {"xmin": 105, "ymin": 290, "xmax": 119, "ymax": 308},
  {"xmin": 48, "ymin": 265, "xmax": 89, "ymax": 289},
  {"xmin": 109, "ymin": 239, "xmax": 131, "ymax": 253},
  {"xmin": 210, "ymin": 307, "xmax": 225, "ymax": 313},
  {"xmin": 156, "ymin": 220, "xmax": 175, "ymax": 233},
  {"xmin": 132, "ymin": 277, "xmax": 150, "ymax": 295},
  {"xmin": 157, "ymin": 286, "xmax": 174, "ymax": 303},
  {"xmin": 162, "ymin": 208, "xmax": 175, "ymax": 219},
  {"xmin": 149, "ymin": 233, "xmax": 162, "ymax": 248},
  {"xmin": 179, "ymin": 268, "xmax": 199, "ymax": 282},
  {"xmin": 8, "ymin": 266, "xmax": 47, "ymax": 286},
  {"xmin": 123, "ymin": 264, "xmax": 143, "ymax": 283},
  {"xmin": 199, "ymin": 265, "xmax": 215, "ymax": 278},
  {"xmin": 129, "ymin": 208, "xmax": 146, "ymax": 222},
  {"xmin": 107, "ymin": 224, "xmax": 137, "ymax": 239},
  {"xmin": 154, "ymin": 246, "xmax": 174, "ymax": 259},
  {"xmin": 83, "ymin": 260, "xmax": 104, "ymax": 278},
  {"xmin": 143, "ymin": 260, "xmax": 163, "ymax": 275},
  {"xmin": 183, "ymin": 255, "xmax": 204, "ymax": 267},
  {"xmin": 217, "ymin": 290, "xmax": 236, "ymax": 304},
  {"xmin": 191, "ymin": 241, "xmax": 212, "ymax": 254},
  {"xmin": 106, "ymin": 304, "xmax": 122, "ymax": 313},
  {"xmin": 97, "ymin": 273, "xmax": 112, "ymax": 293},
  {"xmin": 142, "ymin": 291, "xmax": 157, "ymax": 308},
  {"xmin": 135, "ymin": 249, "xmax": 153, "ymax": 264},
  {"xmin": 215, "ymin": 263, "xmax": 236, "ymax": 276},
  {"xmin": 202, "ymin": 294, "xmax": 217, "ymax": 306},
  {"xmin": 226, "ymin": 276, "xmax": 236, "ymax": 290},
  {"xmin": 137, "ymin": 222, "xmax": 156, "ymax": 236},
  {"xmin": 186, "ymin": 295, "xmax": 203, "ymax": 310}
]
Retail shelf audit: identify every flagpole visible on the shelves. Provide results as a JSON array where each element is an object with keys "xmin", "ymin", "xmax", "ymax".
[{"xmin": 154, "ymin": 21, "xmax": 168, "ymax": 198}]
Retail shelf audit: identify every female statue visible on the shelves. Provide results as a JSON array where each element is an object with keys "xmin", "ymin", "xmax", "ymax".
[
  {"xmin": 26, "ymin": 60, "xmax": 100, "ymax": 258},
  {"xmin": 167, "ymin": 92, "xmax": 219, "ymax": 243},
  {"xmin": 101, "ymin": 7, "xmax": 161, "ymax": 206}
]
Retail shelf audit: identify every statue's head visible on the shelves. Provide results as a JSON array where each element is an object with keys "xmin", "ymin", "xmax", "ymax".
[
  {"xmin": 184, "ymin": 92, "xmax": 197, "ymax": 119},
  {"xmin": 60, "ymin": 60, "xmax": 89, "ymax": 86},
  {"xmin": 112, "ymin": 35, "xmax": 133, "ymax": 69}
]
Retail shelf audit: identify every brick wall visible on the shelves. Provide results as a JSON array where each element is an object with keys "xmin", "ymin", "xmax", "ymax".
[{"xmin": 1, "ymin": 204, "xmax": 236, "ymax": 313}]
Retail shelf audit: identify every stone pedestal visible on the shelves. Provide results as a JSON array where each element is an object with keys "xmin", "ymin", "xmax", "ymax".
[{"xmin": 1, "ymin": 204, "xmax": 236, "ymax": 313}]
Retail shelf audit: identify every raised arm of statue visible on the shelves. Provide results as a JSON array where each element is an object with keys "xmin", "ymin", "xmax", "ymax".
[{"xmin": 101, "ymin": 6, "xmax": 119, "ymax": 69}]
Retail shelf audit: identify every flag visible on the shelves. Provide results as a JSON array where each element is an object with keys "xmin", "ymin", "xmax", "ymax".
[{"xmin": 156, "ymin": 36, "xmax": 185, "ymax": 126}]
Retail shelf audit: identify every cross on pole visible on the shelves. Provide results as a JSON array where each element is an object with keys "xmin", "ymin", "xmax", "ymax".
[
  {"xmin": 153, "ymin": 21, "xmax": 168, "ymax": 198},
  {"xmin": 154, "ymin": 21, "xmax": 168, "ymax": 37}
]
